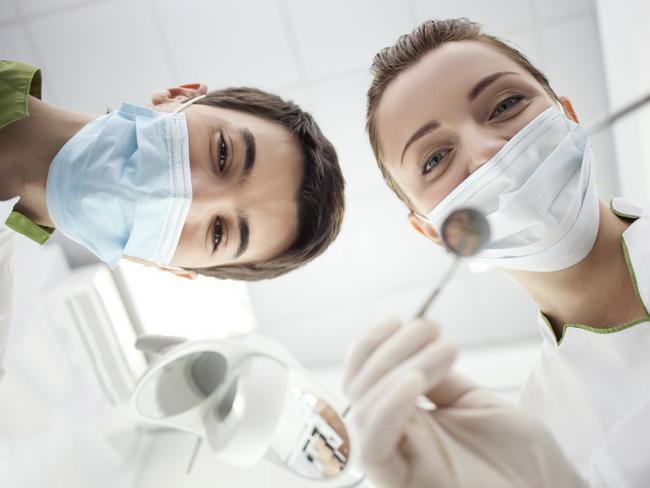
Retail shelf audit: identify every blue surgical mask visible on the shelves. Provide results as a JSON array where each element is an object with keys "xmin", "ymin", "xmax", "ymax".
[{"xmin": 46, "ymin": 100, "xmax": 200, "ymax": 268}]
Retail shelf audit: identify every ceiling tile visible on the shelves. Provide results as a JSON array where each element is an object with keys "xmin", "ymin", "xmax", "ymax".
[
  {"xmin": 150, "ymin": 0, "xmax": 302, "ymax": 90},
  {"xmin": 533, "ymin": 0, "xmax": 594, "ymax": 23},
  {"xmin": 306, "ymin": 69, "xmax": 383, "ymax": 192},
  {"xmin": 0, "ymin": 23, "xmax": 37, "ymax": 63},
  {"xmin": 284, "ymin": 0, "xmax": 414, "ymax": 80},
  {"xmin": 540, "ymin": 14, "xmax": 608, "ymax": 123},
  {"xmin": 410, "ymin": 0, "xmax": 535, "ymax": 32},
  {"xmin": 26, "ymin": 0, "xmax": 175, "ymax": 113},
  {"xmin": 0, "ymin": 0, "xmax": 17, "ymax": 23},
  {"xmin": 13, "ymin": 0, "xmax": 98, "ymax": 17}
]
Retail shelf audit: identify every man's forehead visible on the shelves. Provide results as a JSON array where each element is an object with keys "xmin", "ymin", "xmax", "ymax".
[{"xmin": 192, "ymin": 104, "xmax": 294, "ymax": 139}]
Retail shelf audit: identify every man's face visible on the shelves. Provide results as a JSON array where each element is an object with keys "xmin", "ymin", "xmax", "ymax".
[{"xmin": 159, "ymin": 102, "xmax": 303, "ymax": 269}]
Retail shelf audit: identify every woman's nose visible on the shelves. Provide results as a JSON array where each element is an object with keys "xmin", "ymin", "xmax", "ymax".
[{"xmin": 463, "ymin": 127, "xmax": 508, "ymax": 175}]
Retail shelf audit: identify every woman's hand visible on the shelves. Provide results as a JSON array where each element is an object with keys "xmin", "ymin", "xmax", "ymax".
[{"xmin": 343, "ymin": 318, "xmax": 585, "ymax": 488}]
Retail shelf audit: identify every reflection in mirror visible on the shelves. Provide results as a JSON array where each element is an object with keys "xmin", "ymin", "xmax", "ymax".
[
  {"xmin": 270, "ymin": 389, "xmax": 350, "ymax": 480},
  {"xmin": 136, "ymin": 351, "xmax": 233, "ymax": 419},
  {"xmin": 441, "ymin": 208, "xmax": 490, "ymax": 257}
]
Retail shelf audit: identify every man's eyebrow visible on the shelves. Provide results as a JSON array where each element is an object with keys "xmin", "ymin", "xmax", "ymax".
[
  {"xmin": 233, "ymin": 215, "xmax": 249, "ymax": 259},
  {"xmin": 401, "ymin": 120, "xmax": 440, "ymax": 164},
  {"xmin": 468, "ymin": 71, "xmax": 518, "ymax": 101},
  {"xmin": 241, "ymin": 128, "xmax": 256, "ymax": 180}
]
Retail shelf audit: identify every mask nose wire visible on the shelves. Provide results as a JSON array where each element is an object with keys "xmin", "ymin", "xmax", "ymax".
[
  {"xmin": 155, "ymin": 94, "xmax": 207, "ymax": 272},
  {"xmin": 173, "ymin": 94, "xmax": 208, "ymax": 114}
]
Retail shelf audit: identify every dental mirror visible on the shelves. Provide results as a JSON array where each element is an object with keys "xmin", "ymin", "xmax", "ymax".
[{"xmin": 414, "ymin": 208, "xmax": 490, "ymax": 318}]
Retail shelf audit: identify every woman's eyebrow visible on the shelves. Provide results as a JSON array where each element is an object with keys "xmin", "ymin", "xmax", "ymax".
[
  {"xmin": 401, "ymin": 120, "xmax": 441, "ymax": 164},
  {"xmin": 468, "ymin": 71, "xmax": 518, "ymax": 101}
]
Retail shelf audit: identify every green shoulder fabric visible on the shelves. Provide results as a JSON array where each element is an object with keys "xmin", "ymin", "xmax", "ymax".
[
  {"xmin": 0, "ymin": 60, "xmax": 42, "ymax": 130},
  {"xmin": 4, "ymin": 210, "xmax": 54, "ymax": 245},
  {"xmin": 1, "ymin": 60, "xmax": 52, "ymax": 244}
]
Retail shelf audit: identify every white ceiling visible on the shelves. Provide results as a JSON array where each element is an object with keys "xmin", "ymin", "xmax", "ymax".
[{"xmin": 1, "ymin": 0, "xmax": 615, "ymax": 367}]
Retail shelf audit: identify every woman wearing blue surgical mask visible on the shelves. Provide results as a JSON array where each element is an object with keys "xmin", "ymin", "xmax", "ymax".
[
  {"xmin": 343, "ymin": 19, "xmax": 650, "ymax": 488},
  {"xmin": 0, "ymin": 60, "xmax": 345, "ymax": 381}
]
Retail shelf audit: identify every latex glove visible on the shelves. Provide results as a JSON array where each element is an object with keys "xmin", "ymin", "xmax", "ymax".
[{"xmin": 343, "ymin": 318, "xmax": 585, "ymax": 488}]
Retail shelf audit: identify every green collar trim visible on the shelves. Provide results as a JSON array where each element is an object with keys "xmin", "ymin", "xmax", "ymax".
[
  {"xmin": 609, "ymin": 198, "xmax": 640, "ymax": 221},
  {"xmin": 541, "ymin": 231, "xmax": 650, "ymax": 346},
  {"xmin": 5, "ymin": 210, "xmax": 53, "ymax": 245},
  {"xmin": 541, "ymin": 314, "xmax": 650, "ymax": 346}
]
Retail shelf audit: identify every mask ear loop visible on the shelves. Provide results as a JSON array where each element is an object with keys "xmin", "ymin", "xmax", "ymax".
[
  {"xmin": 410, "ymin": 208, "xmax": 432, "ymax": 225},
  {"xmin": 173, "ymin": 94, "xmax": 208, "ymax": 114}
]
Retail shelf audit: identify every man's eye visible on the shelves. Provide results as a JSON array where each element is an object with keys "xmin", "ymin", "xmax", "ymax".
[
  {"xmin": 491, "ymin": 95, "xmax": 524, "ymax": 118},
  {"xmin": 213, "ymin": 218, "xmax": 224, "ymax": 251},
  {"xmin": 218, "ymin": 132, "xmax": 228, "ymax": 171},
  {"xmin": 421, "ymin": 148, "xmax": 450, "ymax": 176}
]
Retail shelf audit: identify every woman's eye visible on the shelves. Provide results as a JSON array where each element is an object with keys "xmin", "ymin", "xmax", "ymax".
[
  {"xmin": 491, "ymin": 95, "xmax": 524, "ymax": 118},
  {"xmin": 218, "ymin": 132, "xmax": 228, "ymax": 171},
  {"xmin": 213, "ymin": 218, "xmax": 224, "ymax": 252},
  {"xmin": 421, "ymin": 148, "xmax": 450, "ymax": 176}
]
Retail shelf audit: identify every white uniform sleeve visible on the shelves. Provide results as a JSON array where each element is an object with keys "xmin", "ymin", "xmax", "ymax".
[{"xmin": 0, "ymin": 226, "xmax": 14, "ymax": 383}]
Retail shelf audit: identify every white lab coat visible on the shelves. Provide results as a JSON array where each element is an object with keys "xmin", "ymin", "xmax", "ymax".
[
  {"xmin": 0, "ymin": 196, "xmax": 18, "ymax": 382},
  {"xmin": 518, "ymin": 198, "xmax": 650, "ymax": 487}
]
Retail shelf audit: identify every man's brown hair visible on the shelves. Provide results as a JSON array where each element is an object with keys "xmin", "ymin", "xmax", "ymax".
[
  {"xmin": 366, "ymin": 18, "xmax": 559, "ymax": 209},
  {"xmin": 188, "ymin": 87, "xmax": 345, "ymax": 281}
]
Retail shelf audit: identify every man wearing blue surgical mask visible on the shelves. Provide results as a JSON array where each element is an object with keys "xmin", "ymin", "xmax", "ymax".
[{"xmin": 0, "ymin": 60, "xmax": 345, "ymax": 382}]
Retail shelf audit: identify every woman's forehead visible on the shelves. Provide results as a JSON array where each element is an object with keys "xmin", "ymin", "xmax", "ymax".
[
  {"xmin": 374, "ymin": 40, "xmax": 538, "ymax": 155},
  {"xmin": 378, "ymin": 41, "xmax": 534, "ymax": 114}
]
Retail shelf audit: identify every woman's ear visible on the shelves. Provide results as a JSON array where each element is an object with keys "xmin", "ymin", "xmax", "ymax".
[
  {"xmin": 408, "ymin": 212, "xmax": 443, "ymax": 245},
  {"xmin": 151, "ymin": 83, "xmax": 208, "ymax": 106},
  {"xmin": 559, "ymin": 96, "xmax": 579, "ymax": 123}
]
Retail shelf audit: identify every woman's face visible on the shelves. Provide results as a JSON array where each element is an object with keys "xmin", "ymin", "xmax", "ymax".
[{"xmin": 374, "ymin": 40, "xmax": 559, "ymax": 226}]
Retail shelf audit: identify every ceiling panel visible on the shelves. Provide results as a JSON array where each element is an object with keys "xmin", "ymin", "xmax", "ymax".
[
  {"xmin": 534, "ymin": 0, "xmax": 594, "ymax": 23},
  {"xmin": 0, "ymin": 0, "xmax": 17, "ymax": 23},
  {"xmin": 151, "ymin": 0, "xmax": 302, "ymax": 90},
  {"xmin": 13, "ymin": 0, "xmax": 101, "ymax": 17},
  {"xmin": 540, "ymin": 14, "xmax": 608, "ymax": 123},
  {"xmin": 0, "ymin": 24, "xmax": 38, "ymax": 64},
  {"xmin": 411, "ymin": 0, "xmax": 535, "ymax": 32},
  {"xmin": 284, "ymin": 0, "xmax": 414, "ymax": 81},
  {"xmin": 306, "ymin": 69, "xmax": 384, "ymax": 192},
  {"xmin": 27, "ymin": 0, "xmax": 175, "ymax": 113}
]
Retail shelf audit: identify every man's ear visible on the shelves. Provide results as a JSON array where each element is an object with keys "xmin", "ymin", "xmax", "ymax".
[
  {"xmin": 408, "ymin": 212, "xmax": 443, "ymax": 245},
  {"xmin": 159, "ymin": 267, "xmax": 199, "ymax": 280},
  {"xmin": 151, "ymin": 83, "xmax": 208, "ymax": 106},
  {"xmin": 559, "ymin": 96, "xmax": 579, "ymax": 123},
  {"xmin": 123, "ymin": 256, "xmax": 198, "ymax": 280}
]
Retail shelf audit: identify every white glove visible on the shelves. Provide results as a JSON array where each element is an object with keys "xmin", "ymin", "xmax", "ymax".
[{"xmin": 343, "ymin": 318, "xmax": 586, "ymax": 488}]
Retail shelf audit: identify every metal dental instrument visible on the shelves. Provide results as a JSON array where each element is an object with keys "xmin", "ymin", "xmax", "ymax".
[
  {"xmin": 414, "ymin": 208, "xmax": 491, "ymax": 319},
  {"xmin": 586, "ymin": 91, "xmax": 650, "ymax": 135}
]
